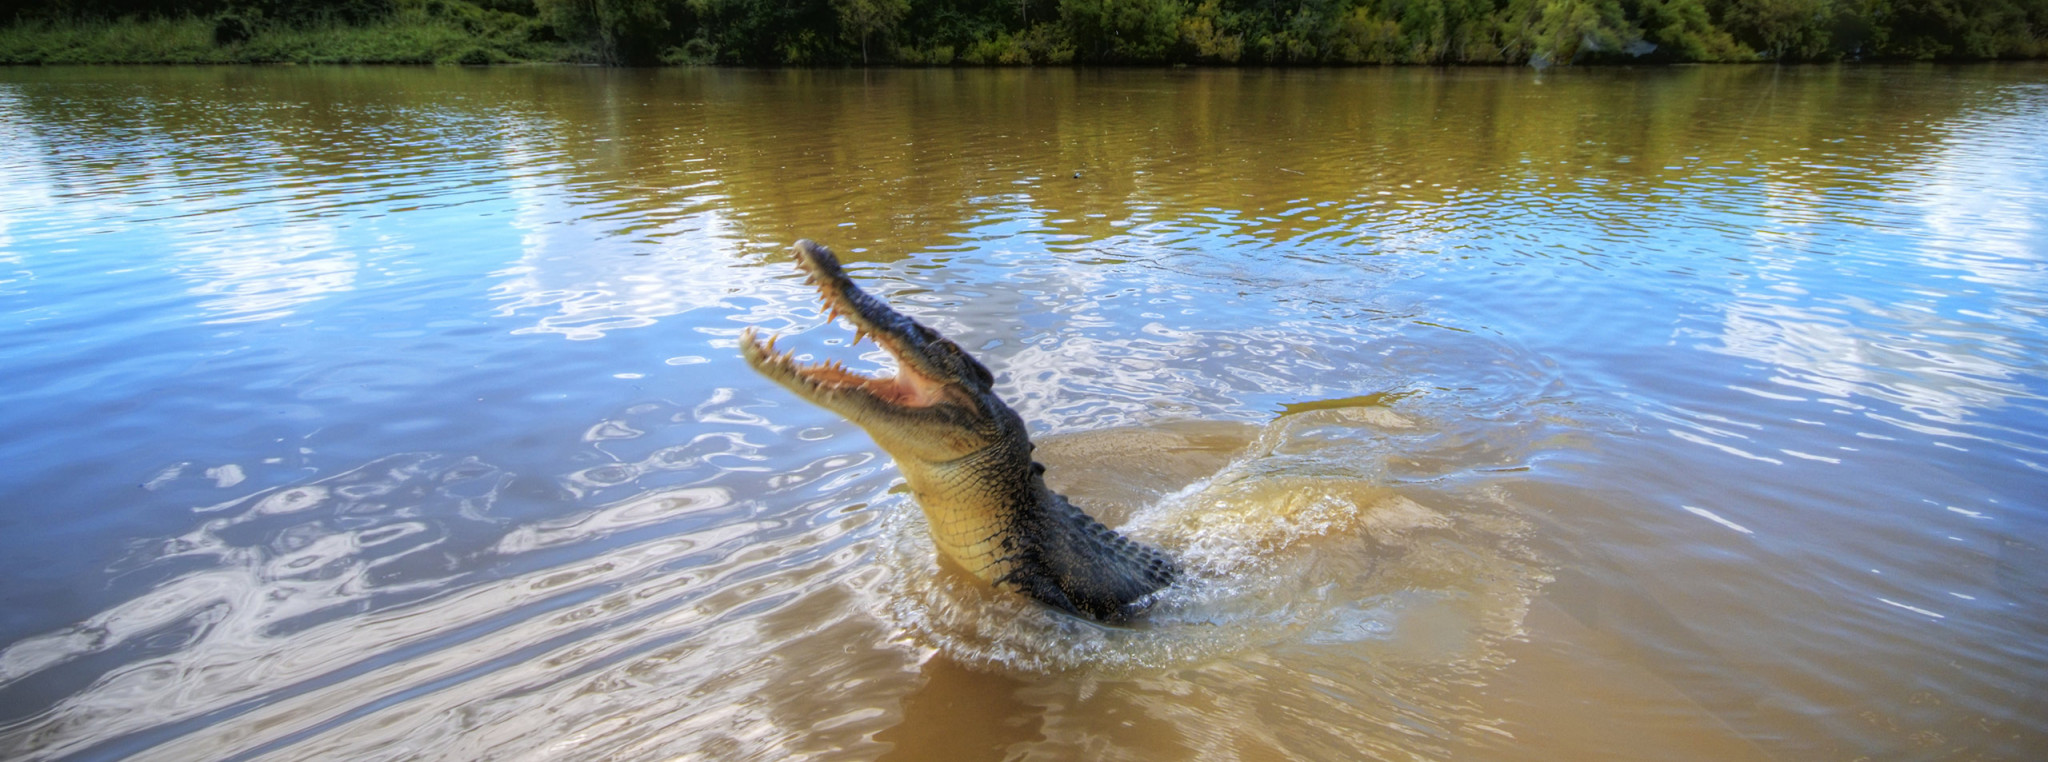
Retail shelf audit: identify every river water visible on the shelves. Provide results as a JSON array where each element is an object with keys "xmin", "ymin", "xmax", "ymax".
[{"xmin": 1, "ymin": 64, "xmax": 2044, "ymax": 760}]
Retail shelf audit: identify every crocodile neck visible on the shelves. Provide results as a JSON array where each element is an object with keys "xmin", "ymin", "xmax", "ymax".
[{"xmin": 897, "ymin": 444, "xmax": 1177, "ymax": 623}]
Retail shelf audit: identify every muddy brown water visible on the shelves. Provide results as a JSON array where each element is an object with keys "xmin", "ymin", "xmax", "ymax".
[{"xmin": 1, "ymin": 64, "xmax": 2044, "ymax": 760}]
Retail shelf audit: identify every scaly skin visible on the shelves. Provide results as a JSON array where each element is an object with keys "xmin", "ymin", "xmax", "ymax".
[{"xmin": 742, "ymin": 240, "xmax": 1176, "ymax": 623}]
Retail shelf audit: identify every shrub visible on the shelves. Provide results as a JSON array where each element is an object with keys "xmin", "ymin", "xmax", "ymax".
[{"xmin": 213, "ymin": 12, "xmax": 254, "ymax": 45}]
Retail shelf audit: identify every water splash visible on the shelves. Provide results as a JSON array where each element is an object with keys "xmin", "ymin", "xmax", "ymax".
[{"xmin": 878, "ymin": 405, "xmax": 1551, "ymax": 683}]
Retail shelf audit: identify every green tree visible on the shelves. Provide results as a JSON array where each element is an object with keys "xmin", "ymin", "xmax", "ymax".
[
  {"xmin": 1881, "ymin": 0, "xmax": 2043, "ymax": 58},
  {"xmin": 1062, "ymin": 0, "xmax": 1182, "ymax": 61},
  {"xmin": 1716, "ymin": 0, "xmax": 1833, "ymax": 59},
  {"xmin": 1330, "ymin": 6, "xmax": 1401, "ymax": 62},
  {"xmin": 834, "ymin": 0, "xmax": 907, "ymax": 62},
  {"xmin": 1633, "ymin": 0, "xmax": 1751, "ymax": 60},
  {"xmin": 1178, "ymin": 0, "xmax": 1241, "ymax": 61},
  {"xmin": 1504, "ymin": 0, "xmax": 1644, "ymax": 64},
  {"xmin": 536, "ymin": 0, "xmax": 670, "ymax": 62}
]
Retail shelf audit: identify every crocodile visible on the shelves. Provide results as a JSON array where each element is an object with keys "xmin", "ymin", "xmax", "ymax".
[{"xmin": 742, "ymin": 240, "xmax": 1177, "ymax": 623}]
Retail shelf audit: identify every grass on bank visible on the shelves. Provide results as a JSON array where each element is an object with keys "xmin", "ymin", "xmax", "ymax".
[{"xmin": 0, "ymin": 4, "xmax": 573, "ymax": 65}]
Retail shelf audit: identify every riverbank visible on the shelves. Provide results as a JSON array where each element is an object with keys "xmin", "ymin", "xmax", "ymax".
[
  {"xmin": 0, "ymin": 6, "xmax": 566, "ymax": 65},
  {"xmin": 4, "ymin": 0, "xmax": 2043, "ymax": 67}
]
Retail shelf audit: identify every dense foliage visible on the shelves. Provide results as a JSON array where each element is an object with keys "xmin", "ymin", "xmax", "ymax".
[{"xmin": 4, "ymin": 0, "xmax": 2043, "ymax": 64}]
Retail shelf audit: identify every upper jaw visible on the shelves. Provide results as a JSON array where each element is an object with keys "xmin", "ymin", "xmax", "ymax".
[
  {"xmin": 740, "ymin": 241, "xmax": 970, "ymax": 415},
  {"xmin": 790, "ymin": 240, "xmax": 966, "ymax": 398}
]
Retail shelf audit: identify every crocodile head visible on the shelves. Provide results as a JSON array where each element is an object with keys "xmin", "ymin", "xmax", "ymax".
[
  {"xmin": 741, "ymin": 240, "xmax": 1028, "ymax": 470},
  {"xmin": 742, "ymin": 240, "xmax": 1176, "ymax": 623}
]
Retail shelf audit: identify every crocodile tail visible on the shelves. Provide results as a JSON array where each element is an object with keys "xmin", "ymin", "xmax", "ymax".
[{"xmin": 1029, "ymin": 492, "xmax": 1179, "ymax": 623}]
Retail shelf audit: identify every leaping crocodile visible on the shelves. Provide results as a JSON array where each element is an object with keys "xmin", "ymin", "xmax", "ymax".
[{"xmin": 742, "ymin": 240, "xmax": 1177, "ymax": 623}]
